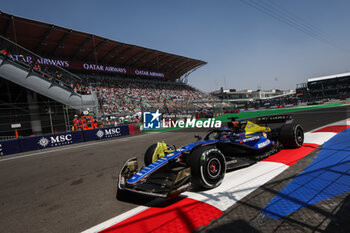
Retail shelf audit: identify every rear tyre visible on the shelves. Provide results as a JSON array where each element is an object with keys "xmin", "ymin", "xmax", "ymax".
[
  {"xmin": 189, "ymin": 147, "xmax": 226, "ymax": 189},
  {"xmin": 144, "ymin": 143, "xmax": 158, "ymax": 166},
  {"xmin": 279, "ymin": 123, "xmax": 304, "ymax": 148}
]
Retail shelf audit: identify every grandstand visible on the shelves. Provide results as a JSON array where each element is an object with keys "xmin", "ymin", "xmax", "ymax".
[
  {"xmin": 81, "ymin": 77, "xmax": 215, "ymax": 116},
  {"xmin": 296, "ymin": 72, "xmax": 350, "ymax": 100},
  {"xmin": 0, "ymin": 11, "xmax": 211, "ymax": 137}
]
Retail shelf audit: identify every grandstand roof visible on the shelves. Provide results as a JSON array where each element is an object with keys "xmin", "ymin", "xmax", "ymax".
[
  {"xmin": 308, "ymin": 72, "xmax": 350, "ymax": 83},
  {"xmin": 0, "ymin": 11, "xmax": 206, "ymax": 81}
]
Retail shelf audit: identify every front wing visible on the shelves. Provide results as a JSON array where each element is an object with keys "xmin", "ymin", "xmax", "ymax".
[{"xmin": 118, "ymin": 158, "xmax": 192, "ymax": 198}]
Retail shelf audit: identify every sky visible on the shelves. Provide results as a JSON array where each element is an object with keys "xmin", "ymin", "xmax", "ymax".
[{"xmin": 2, "ymin": 0, "xmax": 350, "ymax": 92}]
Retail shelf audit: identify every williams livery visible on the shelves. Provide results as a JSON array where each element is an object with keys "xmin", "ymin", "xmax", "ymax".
[{"xmin": 118, "ymin": 115, "xmax": 304, "ymax": 199}]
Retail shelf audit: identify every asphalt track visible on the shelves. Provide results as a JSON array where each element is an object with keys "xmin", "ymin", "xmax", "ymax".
[{"xmin": 0, "ymin": 105, "xmax": 349, "ymax": 233}]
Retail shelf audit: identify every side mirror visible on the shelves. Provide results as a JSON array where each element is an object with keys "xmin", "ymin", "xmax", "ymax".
[{"xmin": 194, "ymin": 135, "xmax": 202, "ymax": 140}]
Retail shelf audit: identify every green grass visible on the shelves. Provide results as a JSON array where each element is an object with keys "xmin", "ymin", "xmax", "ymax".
[{"xmin": 143, "ymin": 102, "xmax": 349, "ymax": 133}]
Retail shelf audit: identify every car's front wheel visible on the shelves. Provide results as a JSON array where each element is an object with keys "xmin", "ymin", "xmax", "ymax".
[
  {"xmin": 189, "ymin": 146, "xmax": 226, "ymax": 189},
  {"xmin": 144, "ymin": 143, "xmax": 158, "ymax": 166}
]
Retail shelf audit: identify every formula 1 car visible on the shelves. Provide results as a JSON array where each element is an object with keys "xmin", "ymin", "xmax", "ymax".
[{"xmin": 118, "ymin": 115, "xmax": 304, "ymax": 199}]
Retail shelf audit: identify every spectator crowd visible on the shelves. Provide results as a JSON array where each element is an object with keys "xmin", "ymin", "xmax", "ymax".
[{"xmin": 75, "ymin": 77, "xmax": 217, "ymax": 118}]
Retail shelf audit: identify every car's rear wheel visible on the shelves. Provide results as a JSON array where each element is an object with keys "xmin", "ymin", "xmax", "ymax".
[
  {"xmin": 144, "ymin": 143, "xmax": 158, "ymax": 166},
  {"xmin": 279, "ymin": 123, "xmax": 304, "ymax": 148},
  {"xmin": 189, "ymin": 146, "xmax": 226, "ymax": 189}
]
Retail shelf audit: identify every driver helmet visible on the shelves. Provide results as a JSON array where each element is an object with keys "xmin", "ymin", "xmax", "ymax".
[
  {"xmin": 228, "ymin": 121, "xmax": 240, "ymax": 128},
  {"xmin": 220, "ymin": 127, "xmax": 232, "ymax": 139}
]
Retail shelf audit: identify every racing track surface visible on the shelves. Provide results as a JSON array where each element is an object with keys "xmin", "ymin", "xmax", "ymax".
[{"xmin": 0, "ymin": 105, "xmax": 349, "ymax": 233}]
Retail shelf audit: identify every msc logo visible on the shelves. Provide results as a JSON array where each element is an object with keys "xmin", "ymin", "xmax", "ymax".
[
  {"xmin": 104, "ymin": 128, "xmax": 121, "ymax": 138},
  {"xmin": 96, "ymin": 130, "xmax": 104, "ymax": 138},
  {"xmin": 38, "ymin": 137, "xmax": 49, "ymax": 147},
  {"xmin": 143, "ymin": 110, "xmax": 161, "ymax": 129},
  {"xmin": 38, "ymin": 134, "xmax": 73, "ymax": 147},
  {"xmin": 96, "ymin": 128, "xmax": 122, "ymax": 139},
  {"xmin": 51, "ymin": 135, "xmax": 72, "ymax": 143}
]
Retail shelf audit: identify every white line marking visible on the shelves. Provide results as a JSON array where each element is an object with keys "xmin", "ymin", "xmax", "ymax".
[
  {"xmin": 309, "ymin": 118, "xmax": 350, "ymax": 132},
  {"xmin": 185, "ymin": 161, "xmax": 289, "ymax": 211},
  {"xmin": 304, "ymin": 132, "xmax": 336, "ymax": 145},
  {"xmin": 81, "ymin": 206, "xmax": 149, "ymax": 233}
]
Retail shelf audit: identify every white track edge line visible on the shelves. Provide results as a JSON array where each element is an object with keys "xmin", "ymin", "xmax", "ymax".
[{"xmin": 81, "ymin": 206, "xmax": 149, "ymax": 233}]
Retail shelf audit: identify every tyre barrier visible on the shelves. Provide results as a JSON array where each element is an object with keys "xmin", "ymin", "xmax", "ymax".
[{"xmin": 0, "ymin": 124, "xmax": 140, "ymax": 156}]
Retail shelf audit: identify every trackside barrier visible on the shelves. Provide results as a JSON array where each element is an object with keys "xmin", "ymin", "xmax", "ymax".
[
  {"xmin": 0, "ymin": 139, "xmax": 21, "ymax": 155},
  {"xmin": 20, "ymin": 131, "xmax": 84, "ymax": 152},
  {"xmin": 128, "ymin": 124, "xmax": 141, "ymax": 135},
  {"xmin": 0, "ymin": 124, "xmax": 138, "ymax": 156},
  {"xmin": 83, "ymin": 125, "xmax": 129, "ymax": 142}
]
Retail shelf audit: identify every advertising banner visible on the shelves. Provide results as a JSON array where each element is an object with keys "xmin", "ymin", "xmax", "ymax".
[
  {"xmin": 0, "ymin": 139, "xmax": 21, "ymax": 156},
  {"xmin": 3, "ymin": 53, "xmax": 167, "ymax": 78},
  {"xmin": 20, "ymin": 131, "xmax": 84, "ymax": 152},
  {"xmin": 83, "ymin": 125, "xmax": 129, "ymax": 142},
  {"xmin": 0, "ymin": 124, "xmax": 135, "ymax": 156}
]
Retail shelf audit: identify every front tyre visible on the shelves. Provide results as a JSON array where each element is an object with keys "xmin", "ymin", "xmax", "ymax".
[
  {"xmin": 189, "ymin": 147, "xmax": 226, "ymax": 189},
  {"xmin": 279, "ymin": 123, "xmax": 304, "ymax": 148},
  {"xmin": 144, "ymin": 143, "xmax": 158, "ymax": 166}
]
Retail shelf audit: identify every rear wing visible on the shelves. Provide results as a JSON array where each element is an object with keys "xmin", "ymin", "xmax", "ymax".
[{"xmin": 256, "ymin": 115, "xmax": 293, "ymax": 124}]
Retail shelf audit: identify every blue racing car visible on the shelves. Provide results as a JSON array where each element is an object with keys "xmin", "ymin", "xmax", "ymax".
[{"xmin": 118, "ymin": 115, "xmax": 304, "ymax": 199}]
